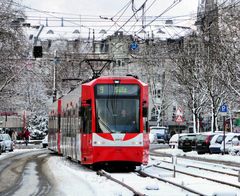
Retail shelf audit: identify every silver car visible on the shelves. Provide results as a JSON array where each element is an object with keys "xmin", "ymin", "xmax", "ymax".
[{"xmin": 0, "ymin": 134, "xmax": 14, "ymax": 152}]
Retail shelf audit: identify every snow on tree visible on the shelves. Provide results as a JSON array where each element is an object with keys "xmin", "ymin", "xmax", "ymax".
[{"xmin": 0, "ymin": 0, "xmax": 28, "ymax": 110}]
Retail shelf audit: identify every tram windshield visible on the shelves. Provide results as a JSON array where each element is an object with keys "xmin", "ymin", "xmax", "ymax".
[{"xmin": 95, "ymin": 84, "xmax": 140, "ymax": 133}]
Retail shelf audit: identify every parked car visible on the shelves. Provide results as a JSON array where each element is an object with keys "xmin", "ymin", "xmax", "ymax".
[
  {"xmin": 228, "ymin": 145, "xmax": 240, "ymax": 156},
  {"xmin": 169, "ymin": 133, "xmax": 186, "ymax": 148},
  {"xmin": 149, "ymin": 126, "xmax": 170, "ymax": 144},
  {"xmin": 178, "ymin": 133, "xmax": 198, "ymax": 152},
  {"xmin": 195, "ymin": 132, "xmax": 215, "ymax": 154},
  {"xmin": 0, "ymin": 137, "xmax": 5, "ymax": 154},
  {"xmin": 149, "ymin": 131, "xmax": 156, "ymax": 144},
  {"xmin": 30, "ymin": 129, "xmax": 45, "ymax": 140},
  {"xmin": 42, "ymin": 135, "xmax": 48, "ymax": 148},
  {"xmin": 220, "ymin": 133, "xmax": 240, "ymax": 154},
  {"xmin": 228, "ymin": 135, "xmax": 240, "ymax": 155},
  {"xmin": 0, "ymin": 134, "xmax": 14, "ymax": 152},
  {"xmin": 209, "ymin": 134, "xmax": 225, "ymax": 154},
  {"xmin": 169, "ymin": 133, "xmax": 179, "ymax": 148}
]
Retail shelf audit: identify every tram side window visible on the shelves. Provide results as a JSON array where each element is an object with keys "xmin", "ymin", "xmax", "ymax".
[
  {"xmin": 54, "ymin": 116, "xmax": 56, "ymax": 133},
  {"xmin": 67, "ymin": 110, "xmax": 71, "ymax": 137},
  {"xmin": 61, "ymin": 112, "xmax": 65, "ymax": 137},
  {"xmin": 82, "ymin": 106, "xmax": 92, "ymax": 134},
  {"xmin": 63, "ymin": 114, "xmax": 67, "ymax": 137}
]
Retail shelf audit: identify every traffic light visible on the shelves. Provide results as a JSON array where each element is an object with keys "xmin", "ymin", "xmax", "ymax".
[{"xmin": 33, "ymin": 46, "xmax": 42, "ymax": 58}]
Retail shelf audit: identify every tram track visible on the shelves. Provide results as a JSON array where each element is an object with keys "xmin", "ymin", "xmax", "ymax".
[
  {"xmin": 153, "ymin": 165, "xmax": 240, "ymax": 189},
  {"xmin": 96, "ymin": 168, "xmax": 207, "ymax": 196},
  {"xmin": 97, "ymin": 170, "xmax": 145, "ymax": 196},
  {"xmin": 151, "ymin": 157, "xmax": 239, "ymax": 178},
  {"xmin": 136, "ymin": 169, "xmax": 207, "ymax": 196},
  {"xmin": 150, "ymin": 150, "xmax": 240, "ymax": 168}
]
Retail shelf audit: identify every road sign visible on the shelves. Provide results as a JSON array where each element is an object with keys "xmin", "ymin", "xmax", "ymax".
[
  {"xmin": 176, "ymin": 107, "xmax": 183, "ymax": 116},
  {"xmin": 175, "ymin": 115, "xmax": 183, "ymax": 124},
  {"xmin": 219, "ymin": 104, "xmax": 228, "ymax": 113},
  {"xmin": 130, "ymin": 42, "xmax": 139, "ymax": 51}
]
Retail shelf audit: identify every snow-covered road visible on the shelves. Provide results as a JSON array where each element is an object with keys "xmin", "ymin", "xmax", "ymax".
[{"xmin": 0, "ymin": 147, "xmax": 240, "ymax": 196}]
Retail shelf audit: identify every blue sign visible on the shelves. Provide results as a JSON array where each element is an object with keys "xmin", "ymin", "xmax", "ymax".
[
  {"xmin": 219, "ymin": 104, "xmax": 228, "ymax": 113},
  {"xmin": 130, "ymin": 42, "xmax": 139, "ymax": 51}
]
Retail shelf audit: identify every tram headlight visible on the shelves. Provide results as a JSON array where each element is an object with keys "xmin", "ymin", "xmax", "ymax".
[
  {"xmin": 132, "ymin": 141, "xmax": 142, "ymax": 145},
  {"xmin": 94, "ymin": 141, "xmax": 105, "ymax": 145},
  {"xmin": 114, "ymin": 80, "xmax": 120, "ymax": 84}
]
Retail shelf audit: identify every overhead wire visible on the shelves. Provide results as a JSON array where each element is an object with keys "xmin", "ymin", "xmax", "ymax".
[
  {"xmin": 135, "ymin": 0, "xmax": 183, "ymax": 34},
  {"xmin": 13, "ymin": 0, "xmax": 240, "ymax": 35},
  {"xmin": 12, "ymin": 0, "xmax": 199, "ymax": 35},
  {"xmin": 11, "ymin": 0, "xmax": 91, "ymax": 30},
  {"xmin": 58, "ymin": 0, "xmax": 138, "ymax": 76},
  {"xmin": 104, "ymin": 0, "xmax": 132, "ymax": 34},
  {"xmin": 14, "ymin": 0, "xmax": 240, "ymax": 69},
  {"xmin": 115, "ymin": 0, "xmax": 148, "ymax": 33}
]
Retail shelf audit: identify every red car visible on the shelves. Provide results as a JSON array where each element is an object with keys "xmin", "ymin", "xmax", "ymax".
[{"xmin": 195, "ymin": 133, "xmax": 215, "ymax": 154}]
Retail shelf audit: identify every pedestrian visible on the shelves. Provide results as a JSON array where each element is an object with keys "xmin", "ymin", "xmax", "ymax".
[
  {"xmin": 12, "ymin": 130, "xmax": 17, "ymax": 143},
  {"xmin": 24, "ymin": 129, "xmax": 30, "ymax": 146},
  {"xmin": 8, "ymin": 129, "xmax": 13, "ymax": 138}
]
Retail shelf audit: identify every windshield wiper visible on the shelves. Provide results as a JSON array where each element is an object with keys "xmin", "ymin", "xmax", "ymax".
[{"xmin": 98, "ymin": 117, "xmax": 115, "ymax": 133}]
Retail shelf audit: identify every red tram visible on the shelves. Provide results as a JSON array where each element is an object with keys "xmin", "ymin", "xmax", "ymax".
[{"xmin": 48, "ymin": 76, "xmax": 149, "ymax": 168}]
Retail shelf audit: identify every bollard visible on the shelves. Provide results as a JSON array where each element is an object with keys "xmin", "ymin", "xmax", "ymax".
[
  {"xmin": 173, "ymin": 165, "xmax": 176, "ymax": 178},
  {"xmin": 238, "ymin": 171, "xmax": 240, "ymax": 182},
  {"xmin": 173, "ymin": 155, "xmax": 177, "ymax": 178}
]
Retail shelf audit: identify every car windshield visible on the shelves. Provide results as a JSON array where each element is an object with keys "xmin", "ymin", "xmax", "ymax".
[
  {"xmin": 180, "ymin": 135, "xmax": 196, "ymax": 140},
  {"xmin": 1, "ymin": 134, "xmax": 11, "ymax": 140},
  {"xmin": 95, "ymin": 84, "xmax": 140, "ymax": 133},
  {"xmin": 196, "ymin": 134, "xmax": 208, "ymax": 140},
  {"xmin": 216, "ymin": 135, "xmax": 224, "ymax": 143},
  {"xmin": 150, "ymin": 128, "xmax": 165, "ymax": 135}
]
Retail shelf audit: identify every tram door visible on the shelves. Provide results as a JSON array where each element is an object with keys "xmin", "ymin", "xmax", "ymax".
[{"xmin": 81, "ymin": 104, "xmax": 92, "ymax": 164}]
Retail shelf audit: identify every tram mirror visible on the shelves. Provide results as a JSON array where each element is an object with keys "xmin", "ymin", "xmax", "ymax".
[
  {"xmin": 143, "ymin": 107, "xmax": 148, "ymax": 117},
  {"xmin": 86, "ymin": 99, "xmax": 91, "ymax": 105},
  {"xmin": 145, "ymin": 121, "xmax": 149, "ymax": 133}
]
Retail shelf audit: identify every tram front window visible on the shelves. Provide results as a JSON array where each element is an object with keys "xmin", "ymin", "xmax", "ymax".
[{"xmin": 96, "ymin": 98, "xmax": 139, "ymax": 133}]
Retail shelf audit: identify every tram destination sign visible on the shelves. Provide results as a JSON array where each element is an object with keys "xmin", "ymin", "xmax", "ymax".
[{"xmin": 95, "ymin": 84, "xmax": 139, "ymax": 96}]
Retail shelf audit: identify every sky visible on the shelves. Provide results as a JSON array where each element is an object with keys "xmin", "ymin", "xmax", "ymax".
[
  {"xmin": 20, "ymin": 0, "xmax": 199, "ymax": 17},
  {"xmin": 18, "ymin": 0, "xmax": 199, "ymax": 32}
]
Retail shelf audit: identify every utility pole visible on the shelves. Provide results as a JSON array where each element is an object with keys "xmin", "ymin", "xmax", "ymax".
[{"xmin": 53, "ymin": 51, "xmax": 59, "ymax": 102}]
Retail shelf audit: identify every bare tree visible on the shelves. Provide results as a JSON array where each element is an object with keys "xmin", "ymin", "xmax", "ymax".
[{"xmin": 0, "ymin": 0, "xmax": 28, "ymax": 108}]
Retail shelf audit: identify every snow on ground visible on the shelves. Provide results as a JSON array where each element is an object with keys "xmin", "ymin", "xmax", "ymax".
[
  {"xmin": 154, "ymin": 148, "xmax": 240, "ymax": 163},
  {"xmin": 1, "ymin": 147, "xmax": 240, "ymax": 196},
  {"xmin": 46, "ymin": 156, "xmax": 133, "ymax": 196},
  {"xmin": 46, "ymin": 148, "xmax": 240, "ymax": 196},
  {"xmin": 149, "ymin": 148, "xmax": 240, "ymax": 196},
  {"xmin": 0, "ymin": 149, "xmax": 36, "ymax": 160}
]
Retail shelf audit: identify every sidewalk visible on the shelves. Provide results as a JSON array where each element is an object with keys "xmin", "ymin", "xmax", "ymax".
[{"xmin": 15, "ymin": 140, "xmax": 42, "ymax": 145}]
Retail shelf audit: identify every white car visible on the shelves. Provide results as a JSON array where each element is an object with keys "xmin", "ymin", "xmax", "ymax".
[
  {"xmin": 149, "ymin": 132, "xmax": 156, "ymax": 144},
  {"xmin": 0, "ymin": 134, "xmax": 14, "ymax": 152},
  {"xmin": 149, "ymin": 126, "xmax": 170, "ymax": 144},
  {"xmin": 169, "ymin": 133, "xmax": 187, "ymax": 148},
  {"xmin": 209, "ymin": 134, "xmax": 224, "ymax": 154},
  {"xmin": 228, "ymin": 145, "xmax": 240, "ymax": 156},
  {"xmin": 169, "ymin": 134, "xmax": 179, "ymax": 148},
  {"xmin": 42, "ymin": 135, "xmax": 48, "ymax": 148},
  {"xmin": 220, "ymin": 133, "xmax": 240, "ymax": 153}
]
